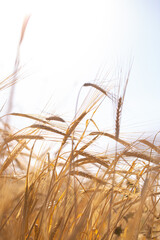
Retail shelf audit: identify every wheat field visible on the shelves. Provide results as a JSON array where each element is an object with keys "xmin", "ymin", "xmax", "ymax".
[{"xmin": 0, "ymin": 18, "xmax": 160, "ymax": 240}]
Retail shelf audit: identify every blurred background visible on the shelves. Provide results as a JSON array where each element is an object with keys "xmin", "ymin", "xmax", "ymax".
[{"xmin": 0, "ymin": 0, "xmax": 160, "ymax": 138}]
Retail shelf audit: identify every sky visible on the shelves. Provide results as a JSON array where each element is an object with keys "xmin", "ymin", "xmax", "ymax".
[{"xmin": 0, "ymin": 0, "xmax": 160, "ymax": 137}]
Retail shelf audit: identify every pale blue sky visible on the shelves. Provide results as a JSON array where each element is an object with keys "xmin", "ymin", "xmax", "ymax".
[{"xmin": 0, "ymin": 0, "xmax": 159, "ymax": 136}]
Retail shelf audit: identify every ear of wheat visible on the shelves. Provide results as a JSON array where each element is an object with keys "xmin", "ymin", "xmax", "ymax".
[{"xmin": 115, "ymin": 96, "xmax": 122, "ymax": 140}]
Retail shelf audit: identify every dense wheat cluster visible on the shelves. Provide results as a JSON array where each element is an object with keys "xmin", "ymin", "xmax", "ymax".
[
  {"xmin": 0, "ymin": 18, "xmax": 160, "ymax": 240},
  {"xmin": 0, "ymin": 76, "xmax": 160, "ymax": 240}
]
